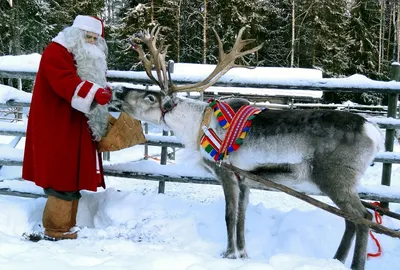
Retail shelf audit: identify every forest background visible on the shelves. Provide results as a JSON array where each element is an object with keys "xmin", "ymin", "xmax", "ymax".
[{"xmin": 1, "ymin": 0, "xmax": 400, "ymax": 104}]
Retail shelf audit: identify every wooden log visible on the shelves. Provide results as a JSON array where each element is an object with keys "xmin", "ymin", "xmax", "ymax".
[
  {"xmin": 373, "ymin": 152, "xmax": 400, "ymax": 164},
  {"xmin": 0, "ymin": 188, "xmax": 45, "ymax": 198},
  {"xmin": 361, "ymin": 200, "xmax": 400, "ymax": 221},
  {"xmin": 220, "ymin": 162, "xmax": 400, "ymax": 239},
  {"xmin": 104, "ymin": 169, "xmax": 217, "ymax": 185},
  {"xmin": 0, "ymin": 70, "xmax": 37, "ymax": 80}
]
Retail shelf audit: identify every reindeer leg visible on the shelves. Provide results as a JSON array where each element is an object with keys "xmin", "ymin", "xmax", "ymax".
[
  {"xmin": 330, "ymin": 195, "xmax": 371, "ymax": 270},
  {"xmin": 333, "ymin": 219, "xmax": 356, "ymax": 263},
  {"xmin": 236, "ymin": 181, "xmax": 250, "ymax": 258},
  {"xmin": 312, "ymin": 161, "xmax": 371, "ymax": 270},
  {"xmin": 321, "ymin": 191, "xmax": 371, "ymax": 270},
  {"xmin": 205, "ymin": 159, "xmax": 241, "ymax": 259},
  {"xmin": 351, "ymin": 213, "xmax": 371, "ymax": 270},
  {"xmin": 217, "ymin": 169, "xmax": 240, "ymax": 259}
]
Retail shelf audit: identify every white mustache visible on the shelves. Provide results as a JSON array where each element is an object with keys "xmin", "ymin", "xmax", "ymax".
[{"xmin": 82, "ymin": 43, "xmax": 105, "ymax": 59}]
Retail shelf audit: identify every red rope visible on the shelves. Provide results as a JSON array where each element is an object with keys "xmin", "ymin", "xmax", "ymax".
[
  {"xmin": 143, "ymin": 154, "xmax": 175, "ymax": 164},
  {"xmin": 367, "ymin": 202, "xmax": 384, "ymax": 258}
]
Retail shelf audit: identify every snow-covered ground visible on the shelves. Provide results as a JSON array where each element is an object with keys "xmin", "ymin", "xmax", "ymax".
[{"xmin": 0, "ymin": 120, "xmax": 400, "ymax": 270}]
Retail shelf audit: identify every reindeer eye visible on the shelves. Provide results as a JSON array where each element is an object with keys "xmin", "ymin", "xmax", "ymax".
[{"xmin": 145, "ymin": 94, "xmax": 157, "ymax": 103}]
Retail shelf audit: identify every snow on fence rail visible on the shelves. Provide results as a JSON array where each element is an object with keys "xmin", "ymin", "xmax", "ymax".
[{"xmin": 2, "ymin": 67, "xmax": 400, "ymax": 93}]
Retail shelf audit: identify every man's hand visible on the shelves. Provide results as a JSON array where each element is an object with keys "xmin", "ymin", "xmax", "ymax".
[{"xmin": 94, "ymin": 87, "xmax": 112, "ymax": 105}]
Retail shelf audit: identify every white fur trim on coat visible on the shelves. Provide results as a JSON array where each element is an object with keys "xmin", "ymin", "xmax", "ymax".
[
  {"xmin": 52, "ymin": 32, "xmax": 68, "ymax": 49},
  {"xmin": 71, "ymin": 81, "xmax": 101, "ymax": 114}
]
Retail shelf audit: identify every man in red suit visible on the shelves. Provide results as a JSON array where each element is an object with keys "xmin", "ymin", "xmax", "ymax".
[{"xmin": 22, "ymin": 15, "xmax": 112, "ymax": 240}]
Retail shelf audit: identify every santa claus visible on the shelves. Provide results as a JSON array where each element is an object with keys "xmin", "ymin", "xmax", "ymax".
[{"xmin": 22, "ymin": 15, "xmax": 111, "ymax": 240}]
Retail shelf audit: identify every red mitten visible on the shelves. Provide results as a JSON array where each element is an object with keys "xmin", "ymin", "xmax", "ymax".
[{"xmin": 94, "ymin": 87, "xmax": 112, "ymax": 105}]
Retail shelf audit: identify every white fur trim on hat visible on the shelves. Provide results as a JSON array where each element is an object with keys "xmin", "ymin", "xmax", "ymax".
[{"xmin": 72, "ymin": 15, "xmax": 102, "ymax": 36}]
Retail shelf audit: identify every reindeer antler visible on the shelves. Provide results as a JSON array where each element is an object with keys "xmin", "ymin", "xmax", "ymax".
[
  {"xmin": 130, "ymin": 25, "xmax": 263, "ymax": 95},
  {"xmin": 169, "ymin": 27, "xmax": 263, "ymax": 93},
  {"xmin": 130, "ymin": 25, "xmax": 170, "ymax": 92}
]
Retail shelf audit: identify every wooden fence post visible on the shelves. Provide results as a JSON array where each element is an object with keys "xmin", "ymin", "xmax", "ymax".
[
  {"xmin": 158, "ymin": 130, "xmax": 169, "ymax": 194},
  {"xmin": 380, "ymin": 63, "xmax": 400, "ymax": 208},
  {"xmin": 17, "ymin": 106, "xmax": 23, "ymax": 122},
  {"xmin": 144, "ymin": 123, "xmax": 149, "ymax": 160}
]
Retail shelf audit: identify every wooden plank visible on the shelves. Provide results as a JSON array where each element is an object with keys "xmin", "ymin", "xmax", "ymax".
[
  {"xmin": 1, "ymin": 142, "xmax": 399, "ymax": 167},
  {"xmin": 374, "ymin": 152, "xmax": 400, "ymax": 164},
  {"xmin": 0, "ymin": 188, "xmax": 45, "ymax": 199}
]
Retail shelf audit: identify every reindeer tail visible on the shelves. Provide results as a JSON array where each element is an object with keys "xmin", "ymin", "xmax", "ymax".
[{"xmin": 364, "ymin": 121, "xmax": 385, "ymax": 153}]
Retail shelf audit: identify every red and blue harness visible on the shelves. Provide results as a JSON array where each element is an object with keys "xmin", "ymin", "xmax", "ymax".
[{"xmin": 200, "ymin": 99, "xmax": 263, "ymax": 161}]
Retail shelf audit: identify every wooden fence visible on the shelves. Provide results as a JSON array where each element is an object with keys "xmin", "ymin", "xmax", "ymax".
[{"xmin": 0, "ymin": 65, "xmax": 400, "ymax": 204}]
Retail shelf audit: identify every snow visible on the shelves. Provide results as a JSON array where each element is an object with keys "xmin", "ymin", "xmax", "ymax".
[
  {"xmin": 0, "ymin": 53, "xmax": 41, "ymax": 72},
  {"xmin": 1, "ymin": 54, "xmax": 400, "ymax": 270},
  {"xmin": 0, "ymin": 84, "xmax": 32, "ymax": 104},
  {"xmin": 105, "ymin": 66, "xmax": 400, "ymax": 92}
]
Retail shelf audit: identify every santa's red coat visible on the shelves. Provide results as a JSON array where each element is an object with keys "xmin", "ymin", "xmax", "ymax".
[{"xmin": 22, "ymin": 42, "xmax": 105, "ymax": 192}]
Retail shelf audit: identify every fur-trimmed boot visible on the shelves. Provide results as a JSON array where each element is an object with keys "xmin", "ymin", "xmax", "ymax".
[
  {"xmin": 42, "ymin": 195, "xmax": 78, "ymax": 240},
  {"xmin": 70, "ymin": 199, "xmax": 79, "ymax": 228}
]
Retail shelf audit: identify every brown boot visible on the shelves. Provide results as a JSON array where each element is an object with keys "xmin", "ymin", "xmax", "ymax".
[
  {"xmin": 42, "ymin": 195, "xmax": 78, "ymax": 240},
  {"xmin": 70, "ymin": 199, "xmax": 79, "ymax": 228}
]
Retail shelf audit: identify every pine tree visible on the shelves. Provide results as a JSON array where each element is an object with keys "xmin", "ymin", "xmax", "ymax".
[
  {"xmin": 347, "ymin": 0, "xmax": 381, "ymax": 79},
  {"xmin": 293, "ymin": 0, "xmax": 351, "ymax": 77},
  {"xmin": 110, "ymin": 0, "xmax": 154, "ymax": 70},
  {"xmin": 335, "ymin": 0, "xmax": 385, "ymax": 105},
  {"xmin": 311, "ymin": 0, "xmax": 352, "ymax": 78}
]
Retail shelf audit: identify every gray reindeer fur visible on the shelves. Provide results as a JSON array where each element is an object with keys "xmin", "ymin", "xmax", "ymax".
[{"xmin": 115, "ymin": 88, "xmax": 384, "ymax": 270}]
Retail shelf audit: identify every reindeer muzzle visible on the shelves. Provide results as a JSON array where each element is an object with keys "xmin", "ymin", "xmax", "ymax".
[
  {"xmin": 161, "ymin": 95, "xmax": 176, "ymax": 113},
  {"xmin": 109, "ymin": 86, "xmax": 128, "ymax": 111}
]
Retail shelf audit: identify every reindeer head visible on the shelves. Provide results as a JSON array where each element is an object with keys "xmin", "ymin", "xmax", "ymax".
[
  {"xmin": 113, "ymin": 25, "xmax": 263, "ymax": 122},
  {"xmin": 113, "ymin": 86, "xmax": 165, "ymax": 125}
]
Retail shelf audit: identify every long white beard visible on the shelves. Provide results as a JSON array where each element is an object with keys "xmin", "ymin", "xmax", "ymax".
[{"xmin": 72, "ymin": 40, "xmax": 109, "ymax": 141}]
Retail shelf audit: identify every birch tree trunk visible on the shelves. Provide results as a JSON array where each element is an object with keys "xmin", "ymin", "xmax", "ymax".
[
  {"xmin": 397, "ymin": 3, "xmax": 400, "ymax": 61},
  {"xmin": 378, "ymin": 0, "xmax": 385, "ymax": 73},
  {"xmin": 8, "ymin": 0, "xmax": 20, "ymax": 87},
  {"xmin": 11, "ymin": 0, "xmax": 20, "ymax": 56},
  {"xmin": 176, "ymin": 0, "xmax": 182, "ymax": 62},
  {"xmin": 107, "ymin": 0, "xmax": 113, "ymax": 23},
  {"xmin": 290, "ymin": 0, "xmax": 295, "ymax": 67},
  {"xmin": 151, "ymin": 0, "xmax": 154, "ymax": 24},
  {"xmin": 392, "ymin": 3, "xmax": 397, "ymax": 61},
  {"xmin": 387, "ymin": 1, "xmax": 392, "ymax": 61},
  {"xmin": 203, "ymin": 0, "xmax": 207, "ymax": 64}
]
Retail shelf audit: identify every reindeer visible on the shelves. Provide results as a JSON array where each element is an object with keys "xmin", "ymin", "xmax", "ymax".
[{"xmin": 112, "ymin": 26, "xmax": 384, "ymax": 270}]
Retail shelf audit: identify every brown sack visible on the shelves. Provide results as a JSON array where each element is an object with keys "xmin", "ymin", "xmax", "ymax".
[{"xmin": 97, "ymin": 112, "xmax": 146, "ymax": 152}]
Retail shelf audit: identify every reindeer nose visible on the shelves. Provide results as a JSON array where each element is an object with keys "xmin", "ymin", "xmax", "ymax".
[
  {"xmin": 162, "ymin": 96, "xmax": 175, "ymax": 112},
  {"xmin": 109, "ymin": 100, "xmax": 122, "ymax": 111},
  {"xmin": 115, "ymin": 89, "xmax": 126, "ymax": 100}
]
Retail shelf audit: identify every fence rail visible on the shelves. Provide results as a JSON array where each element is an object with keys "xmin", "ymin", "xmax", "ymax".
[{"xmin": 3, "ymin": 68, "xmax": 400, "ymax": 93}]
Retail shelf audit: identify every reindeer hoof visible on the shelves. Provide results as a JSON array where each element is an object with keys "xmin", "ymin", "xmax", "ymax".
[
  {"xmin": 222, "ymin": 251, "xmax": 237, "ymax": 259},
  {"xmin": 238, "ymin": 250, "xmax": 248, "ymax": 259}
]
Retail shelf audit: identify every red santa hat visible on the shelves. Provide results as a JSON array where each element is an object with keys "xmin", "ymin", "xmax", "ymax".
[{"xmin": 72, "ymin": 15, "xmax": 105, "ymax": 38}]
